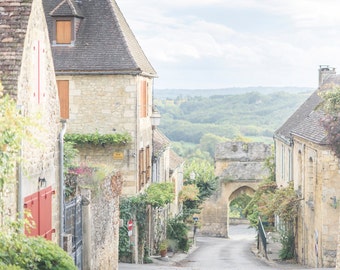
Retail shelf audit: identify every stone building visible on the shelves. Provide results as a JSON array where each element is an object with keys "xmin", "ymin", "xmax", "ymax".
[
  {"xmin": 274, "ymin": 66, "xmax": 340, "ymax": 268},
  {"xmin": 0, "ymin": 0, "xmax": 61, "ymax": 244},
  {"xmin": 199, "ymin": 141, "xmax": 271, "ymax": 237},
  {"xmin": 146, "ymin": 129, "xmax": 184, "ymax": 254},
  {"xmin": 42, "ymin": 0, "xmax": 157, "ymax": 268}
]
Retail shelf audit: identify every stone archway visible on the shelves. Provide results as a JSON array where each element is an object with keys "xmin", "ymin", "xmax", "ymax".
[
  {"xmin": 198, "ymin": 142, "xmax": 271, "ymax": 238},
  {"xmin": 198, "ymin": 181, "xmax": 258, "ymax": 238}
]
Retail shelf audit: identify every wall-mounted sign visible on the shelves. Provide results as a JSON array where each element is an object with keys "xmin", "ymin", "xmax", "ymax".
[{"xmin": 113, "ymin": 152, "xmax": 124, "ymax": 160}]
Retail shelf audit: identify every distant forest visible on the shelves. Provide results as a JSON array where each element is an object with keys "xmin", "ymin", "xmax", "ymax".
[{"xmin": 154, "ymin": 87, "xmax": 314, "ymax": 158}]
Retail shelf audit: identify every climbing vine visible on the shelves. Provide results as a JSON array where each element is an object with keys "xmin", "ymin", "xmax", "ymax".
[
  {"xmin": 119, "ymin": 194, "xmax": 148, "ymax": 263},
  {"xmin": 0, "ymin": 85, "xmax": 31, "ymax": 190},
  {"xmin": 64, "ymin": 131, "xmax": 131, "ymax": 146},
  {"xmin": 119, "ymin": 182, "xmax": 176, "ymax": 263},
  {"xmin": 318, "ymin": 86, "xmax": 340, "ymax": 158}
]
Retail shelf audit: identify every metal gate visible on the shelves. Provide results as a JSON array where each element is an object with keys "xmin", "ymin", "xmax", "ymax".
[{"xmin": 65, "ymin": 196, "xmax": 83, "ymax": 269}]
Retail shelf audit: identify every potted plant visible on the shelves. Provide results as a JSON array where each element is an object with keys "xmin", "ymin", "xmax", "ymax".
[{"xmin": 159, "ymin": 239, "xmax": 168, "ymax": 257}]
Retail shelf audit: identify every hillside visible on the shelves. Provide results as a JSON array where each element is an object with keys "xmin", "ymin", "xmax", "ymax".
[
  {"xmin": 155, "ymin": 87, "xmax": 313, "ymax": 99},
  {"xmin": 154, "ymin": 88, "xmax": 313, "ymax": 155}
]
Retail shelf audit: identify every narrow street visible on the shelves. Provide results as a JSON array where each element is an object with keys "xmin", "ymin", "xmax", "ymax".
[
  {"xmin": 119, "ymin": 224, "xmax": 295, "ymax": 270},
  {"xmin": 178, "ymin": 224, "xmax": 271, "ymax": 270}
]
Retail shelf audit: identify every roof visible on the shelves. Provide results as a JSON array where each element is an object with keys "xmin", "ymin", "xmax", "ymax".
[
  {"xmin": 49, "ymin": 0, "xmax": 83, "ymax": 18},
  {"xmin": 274, "ymin": 74, "xmax": 340, "ymax": 145},
  {"xmin": 43, "ymin": 0, "xmax": 157, "ymax": 77},
  {"xmin": 291, "ymin": 110, "xmax": 328, "ymax": 144},
  {"xmin": 153, "ymin": 129, "xmax": 170, "ymax": 157},
  {"xmin": 0, "ymin": 0, "xmax": 33, "ymax": 97},
  {"xmin": 169, "ymin": 149, "xmax": 184, "ymax": 170}
]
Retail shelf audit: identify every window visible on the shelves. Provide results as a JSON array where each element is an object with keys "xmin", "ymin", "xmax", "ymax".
[
  {"xmin": 56, "ymin": 20, "xmax": 72, "ymax": 44},
  {"xmin": 140, "ymin": 81, "xmax": 148, "ymax": 118},
  {"xmin": 57, "ymin": 80, "xmax": 69, "ymax": 119}
]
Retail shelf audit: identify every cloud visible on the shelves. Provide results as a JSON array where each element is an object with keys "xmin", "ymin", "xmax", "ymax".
[{"xmin": 116, "ymin": 0, "xmax": 340, "ymax": 89}]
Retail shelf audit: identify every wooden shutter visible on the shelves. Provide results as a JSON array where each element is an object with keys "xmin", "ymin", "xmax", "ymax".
[
  {"xmin": 24, "ymin": 186, "xmax": 54, "ymax": 240},
  {"xmin": 56, "ymin": 20, "xmax": 72, "ymax": 44},
  {"xmin": 24, "ymin": 192, "xmax": 39, "ymax": 237},
  {"xmin": 140, "ymin": 81, "xmax": 148, "ymax": 118},
  {"xmin": 39, "ymin": 187, "xmax": 54, "ymax": 240},
  {"xmin": 57, "ymin": 80, "xmax": 69, "ymax": 119},
  {"xmin": 146, "ymin": 146, "xmax": 150, "ymax": 183},
  {"xmin": 139, "ymin": 148, "xmax": 146, "ymax": 190}
]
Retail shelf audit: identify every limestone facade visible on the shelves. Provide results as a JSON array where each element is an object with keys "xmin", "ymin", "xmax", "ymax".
[
  {"xmin": 274, "ymin": 67, "xmax": 340, "ymax": 268},
  {"xmin": 57, "ymin": 73, "xmax": 154, "ymax": 268},
  {"xmin": 0, "ymin": 0, "xmax": 61, "ymax": 243},
  {"xmin": 293, "ymin": 137, "xmax": 340, "ymax": 267}
]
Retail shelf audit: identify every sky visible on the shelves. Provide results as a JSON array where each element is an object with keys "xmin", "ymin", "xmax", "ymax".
[{"xmin": 115, "ymin": 0, "xmax": 340, "ymax": 90}]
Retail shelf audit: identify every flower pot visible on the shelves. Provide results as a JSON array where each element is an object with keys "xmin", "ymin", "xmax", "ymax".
[{"xmin": 160, "ymin": 249, "xmax": 167, "ymax": 257}]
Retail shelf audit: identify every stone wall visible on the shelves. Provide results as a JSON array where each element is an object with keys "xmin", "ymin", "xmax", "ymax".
[
  {"xmin": 293, "ymin": 138, "xmax": 340, "ymax": 268},
  {"xmin": 57, "ymin": 52, "xmax": 154, "ymax": 269},
  {"xmin": 81, "ymin": 176, "xmax": 119, "ymax": 270},
  {"xmin": 58, "ymin": 74, "xmax": 154, "ymax": 196},
  {"xmin": 1, "ymin": 0, "xmax": 61, "ymax": 242}
]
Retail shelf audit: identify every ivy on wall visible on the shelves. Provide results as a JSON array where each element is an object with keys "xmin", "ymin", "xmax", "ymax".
[
  {"xmin": 318, "ymin": 86, "xmax": 340, "ymax": 158},
  {"xmin": 0, "ymin": 86, "xmax": 31, "ymax": 190},
  {"xmin": 64, "ymin": 131, "xmax": 131, "ymax": 146}
]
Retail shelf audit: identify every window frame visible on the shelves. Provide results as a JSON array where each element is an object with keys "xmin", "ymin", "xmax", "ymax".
[{"xmin": 53, "ymin": 17, "xmax": 74, "ymax": 45}]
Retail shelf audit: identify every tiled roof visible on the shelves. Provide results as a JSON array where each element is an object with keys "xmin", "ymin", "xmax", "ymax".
[
  {"xmin": 274, "ymin": 90, "xmax": 322, "ymax": 143},
  {"xmin": 169, "ymin": 149, "xmax": 184, "ymax": 170},
  {"xmin": 274, "ymin": 74, "xmax": 340, "ymax": 145},
  {"xmin": 50, "ymin": 0, "xmax": 83, "ymax": 18},
  {"xmin": 153, "ymin": 129, "xmax": 170, "ymax": 157},
  {"xmin": 291, "ymin": 110, "xmax": 328, "ymax": 144},
  {"xmin": 43, "ymin": 0, "xmax": 157, "ymax": 77},
  {"xmin": 0, "ymin": 0, "xmax": 33, "ymax": 97}
]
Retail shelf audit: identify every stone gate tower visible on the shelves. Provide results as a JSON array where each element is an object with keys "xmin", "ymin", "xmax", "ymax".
[{"xmin": 198, "ymin": 142, "xmax": 271, "ymax": 237}]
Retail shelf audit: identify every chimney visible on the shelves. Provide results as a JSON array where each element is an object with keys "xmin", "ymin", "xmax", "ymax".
[{"xmin": 319, "ymin": 65, "xmax": 336, "ymax": 86}]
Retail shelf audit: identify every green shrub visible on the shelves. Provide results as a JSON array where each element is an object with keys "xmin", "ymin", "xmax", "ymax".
[
  {"xmin": 0, "ymin": 232, "xmax": 76, "ymax": 270},
  {"xmin": 167, "ymin": 217, "xmax": 189, "ymax": 252},
  {"xmin": 279, "ymin": 229, "xmax": 295, "ymax": 260}
]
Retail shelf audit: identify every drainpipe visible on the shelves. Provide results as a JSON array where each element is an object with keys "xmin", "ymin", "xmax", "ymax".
[{"xmin": 59, "ymin": 119, "xmax": 67, "ymax": 248}]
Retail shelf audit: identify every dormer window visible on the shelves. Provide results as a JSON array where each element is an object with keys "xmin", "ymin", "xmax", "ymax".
[
  {"xmin": 56, "ymin": 20, "xmax": 72, "ymax": 44},
  {"xmin": 49, "ymin": 0, "xmax": 84, "ymax": 46}
]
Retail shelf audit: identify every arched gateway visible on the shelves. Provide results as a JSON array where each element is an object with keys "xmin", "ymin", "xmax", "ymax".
[{"xmin": 198, "ymin": 142, "xmax": 272, "ymax": 238}]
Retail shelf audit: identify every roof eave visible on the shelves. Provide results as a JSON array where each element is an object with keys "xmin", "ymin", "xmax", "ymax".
[{"xmin": 55, "ymin": 69, "xmax": 156, "ymax": 77}]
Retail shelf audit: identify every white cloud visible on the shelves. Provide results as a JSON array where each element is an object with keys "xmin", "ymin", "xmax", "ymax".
[{"xmin": 116, "ymin": 0, "xmax": 340, "ymax": 89}]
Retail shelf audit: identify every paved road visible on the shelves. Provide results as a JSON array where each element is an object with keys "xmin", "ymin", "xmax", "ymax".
[
  {"xmin": 119, "ymin": 224, "xmax": 334, "ymax": 270},
  {"xmin": 179, "ymin": 225, "xmax": 272, "ymax": 270}
]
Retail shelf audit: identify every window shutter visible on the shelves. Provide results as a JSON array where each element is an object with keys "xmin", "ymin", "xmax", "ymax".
[
  {"xmin": 56, "ymin": 20, "xmax": 72, "ymax": 44},
  {"xmin": 24, "ymin": 187, "xmax": 54, "ymax": 240},
  {"xmin": 57, "ymin": 80, "xmax": 69, "ymax": 119},
  {"xmin": 39, "ymin": 186, "xmax": 54, "ymax": 240},
  {"xmin": 146, "ymin": 146, "xmax": 150, "ymax": 183},
  {"xmin": 24, "ymin": 192, "xmax": 39, "ymax": 237}
]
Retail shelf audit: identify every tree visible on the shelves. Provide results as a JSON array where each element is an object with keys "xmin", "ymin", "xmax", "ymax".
[{"xmin": 182, "ymin": 159, "xmax": 218, "ymax": 219}]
